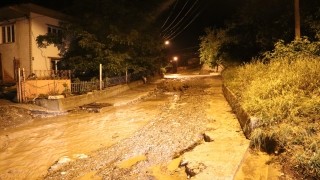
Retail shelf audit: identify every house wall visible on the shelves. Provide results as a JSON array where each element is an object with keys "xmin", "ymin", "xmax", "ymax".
[
  {"xmin": 0, "ymin": 12, "xmax": 63, "ymax": 83},
  {"xmin": 0, "ymin": 17, "xmax": 30, "ymax": 83},
  {"xmin": 30, "ymin": 12, "xmax": 62, "ymax": 73}
]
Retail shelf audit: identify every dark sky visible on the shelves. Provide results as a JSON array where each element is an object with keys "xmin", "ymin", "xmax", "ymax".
[
  {"xmin": 0, "ymin": 0, "xmax": 244, "ymax": 56},
  {"xmin": 159, "ymin": 0, "xmax": 245, "ymax": 56}
]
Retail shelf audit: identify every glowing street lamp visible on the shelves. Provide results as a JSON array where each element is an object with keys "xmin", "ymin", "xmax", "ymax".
[
  {"xmin": 172, "ymin": 56, "xmax": 178, "ymax": 73},
  {"xmin": 165, "ymin": 40, "xmax": 169, "ymax": 45}
]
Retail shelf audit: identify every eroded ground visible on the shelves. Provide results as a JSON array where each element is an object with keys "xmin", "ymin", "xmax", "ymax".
[{"xmin": 0, "ymin": 75, "xmax": 284, "ymax": 180}]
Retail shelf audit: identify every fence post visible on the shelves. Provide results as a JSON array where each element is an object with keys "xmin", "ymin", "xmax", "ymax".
[
  {"xmin": 100, "ymin": 64, "xmax": 102, "ymax": 90},
  {"xmin": 126, "ymin": 67, "xmax": 128, "ymax": 84},
  {"xmin": 17, "ymin": 68, "xmax": 21, "ymax": 102},
  {"xmin": 22, "ymin": 68, "xmax": 25, "ymax": 102}
]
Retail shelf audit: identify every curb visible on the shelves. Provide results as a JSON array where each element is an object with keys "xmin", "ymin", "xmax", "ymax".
[{"xmin": 222, "ymin": 84, "xmax": 259, "ymax": 139}]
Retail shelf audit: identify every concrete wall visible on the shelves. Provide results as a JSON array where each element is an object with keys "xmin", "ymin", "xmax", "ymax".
[
  {"xmin": 30, "ymin": 12, "xmax": 62, "ymax": 72},
  {"xmin": 35, "ymin": 80, "xmax": 143, "ymax": 111},
  {"xmin": 222, "ymin": 84, "xmax": 258, "ymax": 139},
  {"xmin": 0, "ymin": 17, "xmax": 30, "ymax": 82},
  {"xmin": 23, "ymin": 79, "xmax": 71, "ymax": 100}
]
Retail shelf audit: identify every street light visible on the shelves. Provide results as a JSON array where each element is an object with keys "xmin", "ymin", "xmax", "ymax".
[
  {"xmin": 173, "ymin": 56, "xmax": 178, "ymax": 73},
  {"xmin": 165, "ymin": 40, "xmax": 169, "ymax": 45}
]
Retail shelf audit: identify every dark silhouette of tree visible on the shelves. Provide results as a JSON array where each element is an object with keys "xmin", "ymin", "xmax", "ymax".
[
  {"xmin": 214, "ymin": 0, "xmax": 320, "ymax": 62},
  {"xmin": 36, "ymin": 0, "xmax": 173, "ymax": 76},
  {"xmin": 295, "ymin": 0, "xmax": 301, "ymax": 39}
]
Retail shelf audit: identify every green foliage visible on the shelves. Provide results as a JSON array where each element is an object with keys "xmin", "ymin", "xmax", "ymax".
[
  {"xmin": 36, "ymin": 0, "xmax": 168, "ymax": 76},
  {"xmin": 72, "ymin": 78, "xmax": 81, "ymax": 83},
  {"xmin": 199, "ymin": 28, "xmax": 225, "ymax": 67},
  {"xmin": 38, "ymin": 93, "xmax": 49, "ymax": 99},
  {"xmin": 62, "ymin": 83, "xmax": 70, "ymax": 94},
  {"xmin": 222, "ymin": 56, "xmax": 320, "ymax": 178},
  {"xmin": 264, "ymin": 37, "xmax": 320, "ymax": 60}
]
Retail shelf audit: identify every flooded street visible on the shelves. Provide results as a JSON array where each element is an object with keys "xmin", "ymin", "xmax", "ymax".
[
  {"xmin": 0, "ymin": 75, "xmax": 255, "ymax": 179},
  {"xmin": 0, "ymin": 92, "xmax": 168, "ymax": 179}
]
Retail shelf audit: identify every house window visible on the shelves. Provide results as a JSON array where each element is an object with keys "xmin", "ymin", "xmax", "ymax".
[
  {"xmin": 47, "ymin": 26, "xmax": 62, "ymax": 35},
  {"xmin": 47, "ymin": 25, "xmax": 62, "ymax": 44},
  {"xmin": 1, "ymin": 24, "xmax": 15, "ymax": 44}
]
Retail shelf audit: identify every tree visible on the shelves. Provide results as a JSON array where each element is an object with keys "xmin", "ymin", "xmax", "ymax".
[
  {"xmin": 219, "ymin": 0, "xmax": 295, "ymax": 62},
  {"xmin": 36, "ymin": 0, "xmax": 170, "ymax": 77},
  {"xmin": 215, "ymin": 0, "xmax": 320, "ymax": 62},
  {"xmin": 294, "ymin": 0, "xmax": 301, "ymax": 39},
  {"xmin": 199, "ymin": 28, "xmax": 225, "ymax": 68}
]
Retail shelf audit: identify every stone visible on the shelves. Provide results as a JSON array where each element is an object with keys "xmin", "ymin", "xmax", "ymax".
[{"xmin": 48, "ymin": 95, "xmax": 65, "ymax": 99}]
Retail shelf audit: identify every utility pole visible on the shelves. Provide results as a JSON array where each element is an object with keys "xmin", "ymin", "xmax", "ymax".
[{"xmin": 294, "ymin": 0, "xmax": 300, "ymax": 39}]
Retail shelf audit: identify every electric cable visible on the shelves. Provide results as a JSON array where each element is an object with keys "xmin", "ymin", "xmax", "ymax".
[
  {"xmin": 166, "ymin": 12, "xmax": 201, "ymax": 41},
  {"xmin": 161, "ymin": 0, "xmax": 179, "ymax": 29},
  {"xmin": 160, "ymin": 0, "xmax": 209, "ymax": 40},
  {"xmin": 161, "ymin": 0, "xmax": 190, "ymax": 32},
  {"xmin": 166, "ymin": 0, "xmax": 199, "ymax": 32},
  {"xmin": 161, "ymin": 1, "xmax": 203, "ymax": 39}
]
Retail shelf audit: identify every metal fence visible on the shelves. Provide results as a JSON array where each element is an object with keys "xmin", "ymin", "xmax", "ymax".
[
  {"xmin": 30, "ymin": 70, "xmax": 71, "ymax": 80},
  {"xmin": 71, "ymin": 74, "xmax": 131, "ymax": 94}
]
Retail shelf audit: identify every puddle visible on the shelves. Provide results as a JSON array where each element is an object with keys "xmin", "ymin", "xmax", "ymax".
[
  {"xmin": 80, "ymin": 103, "xmax": 113, "ymax": 112},
  {"xmin": 150, "ymin": 166, "xmax": 177, "ymax": 180},
  {"xmin": 234, "ymin": 152, "xmax": 282, "ymax": 180},
  {"xmin": 119, "ymin": 155, "xmax": 147, "ymax": 168},
  {"xmin": 147, "ymin": 156, "xmax": 187, "ymax": 180},
  {"xmin": 167, "ymin": 156, "xmax": 182, "ymax": 171},
  {"xmin": 77, "ymin": 171, "xmax": 101, "ymax": 180}
]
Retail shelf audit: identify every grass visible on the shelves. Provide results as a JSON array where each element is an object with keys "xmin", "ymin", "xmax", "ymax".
[{"xmin": 222, "ymin": 57, "xmax": 320, "ymax": 178}]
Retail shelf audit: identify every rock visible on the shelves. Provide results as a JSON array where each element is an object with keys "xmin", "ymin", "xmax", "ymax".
[
  {"xmin": 48, "ymin": 95, "xmax": 65, "ymax": 99},
  {"xmin": 49, "ymin": 156, "xmax": 72, "ymax": 172},
  {"xmin": 73, "ymin": 154, "xmax": 88, "ymax": 159},
  {"xmin": 203, "ymin": 132, "xmax": 215, "ymax": 142}
]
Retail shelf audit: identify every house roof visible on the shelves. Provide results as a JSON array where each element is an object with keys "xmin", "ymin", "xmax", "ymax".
[{"xmin": 0, "ymin": 3, "xmax": 71, "ymax": 23}]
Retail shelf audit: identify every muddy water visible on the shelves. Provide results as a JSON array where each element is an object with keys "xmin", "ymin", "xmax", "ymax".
[{"xmin": 0, "ymin": 96, "xmax": 169, "ymax": 180}]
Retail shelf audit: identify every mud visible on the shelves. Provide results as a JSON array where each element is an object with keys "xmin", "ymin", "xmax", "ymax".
[{"xmin": 0, "ymin": 74, "xmax": 284, "ymax": 179}]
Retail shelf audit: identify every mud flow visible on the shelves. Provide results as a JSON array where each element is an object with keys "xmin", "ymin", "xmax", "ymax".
[{"xmin": 0, "ymin": 75, "xmax": 278, "ymax": 179}]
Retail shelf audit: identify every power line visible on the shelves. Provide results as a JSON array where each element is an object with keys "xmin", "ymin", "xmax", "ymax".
[
  {"xmin": 164, "ymin": 11, "xmax": 201, "ymax": 40},
  {"xmin": 161, "ymin": 0, "xmax": 191, "ymax": 33},
  {"xmin": 163, "ymin": 2, "xmax": 200, "ymax": 38},
  {"xmin": 161, "ymin": 0, "xmax": 179, "ymax": 29},
  {"xmin": 160, "ymin": 0, "xmax": 208, "ymax": 41},
  {"xmin": 165, "ymin": 0, "xmax": 199, "ymax": 32}
]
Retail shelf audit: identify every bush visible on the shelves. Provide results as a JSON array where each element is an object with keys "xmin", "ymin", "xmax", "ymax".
[{"xmin": 222, "ymin": 56, "xmax": 320, "ymax": 178}]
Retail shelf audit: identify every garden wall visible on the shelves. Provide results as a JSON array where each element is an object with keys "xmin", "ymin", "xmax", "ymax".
[
  {"xmin": 35, "ymin": 80, "xmax": 143, "ymax": 111},
  {"xmin": 21, "ymin": 79, "xmax": 71, "ymax": 100}
]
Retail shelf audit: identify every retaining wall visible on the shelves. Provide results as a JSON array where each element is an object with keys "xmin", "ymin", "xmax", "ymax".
[
  {"xmin": 35, "ymin": 80, "xmax": 143, "ymax": 111},
  {"xmin": 222, "ymin": 84, "xmax": 258, "ymax": 139}
]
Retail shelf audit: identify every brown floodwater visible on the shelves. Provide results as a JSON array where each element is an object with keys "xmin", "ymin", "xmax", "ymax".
[{"xmin": 0, "ymin": 95, "xmax": 170, "ymax": 180}]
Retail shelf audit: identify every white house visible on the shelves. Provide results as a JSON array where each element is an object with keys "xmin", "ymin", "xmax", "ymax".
[{"xmin": 0, "ymin": 3, "xmax": 70, "ymax": 84}]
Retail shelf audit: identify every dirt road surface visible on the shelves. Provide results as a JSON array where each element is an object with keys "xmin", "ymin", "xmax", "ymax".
[{"xmin": 0, "ymin": 73, "xmax": 281, "ymax": 179}]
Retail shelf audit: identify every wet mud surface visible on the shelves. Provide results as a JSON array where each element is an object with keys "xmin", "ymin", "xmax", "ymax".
[
  {"xmin": 0, "ymin": 76, "xmax": 219, "ymax": 179},
  {"xmin": 44, "ymin": 77, "xmax": 217, "ymax": 180},
  {"xmin": 0, "ymin": 75, "xmax": 279, "ymax": 180}
]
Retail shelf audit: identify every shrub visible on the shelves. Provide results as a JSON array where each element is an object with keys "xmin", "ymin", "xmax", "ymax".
[{"xmin": 222, "ymin": 56, "xmax": 320, "ymax": 178}]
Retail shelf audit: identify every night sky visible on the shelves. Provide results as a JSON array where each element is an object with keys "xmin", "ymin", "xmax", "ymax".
[
  {"xmin": 162, "ymin": 0, "xmax": 245, "ymax": 52},
  {"xmin": 0, "ymin": 0, "xmax": 244, "ymax": 56}
]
